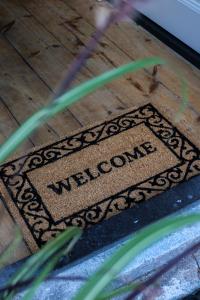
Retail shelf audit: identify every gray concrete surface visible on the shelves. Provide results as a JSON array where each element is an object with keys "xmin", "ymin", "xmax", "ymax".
[{"xmin": 1, "ymin": 197, "xmax": 200, "ymax": 299}]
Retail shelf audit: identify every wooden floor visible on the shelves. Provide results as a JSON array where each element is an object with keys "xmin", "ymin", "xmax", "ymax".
[{"xmin": 1, "ymin": 0, "xmax": 200, "ymax": 265}]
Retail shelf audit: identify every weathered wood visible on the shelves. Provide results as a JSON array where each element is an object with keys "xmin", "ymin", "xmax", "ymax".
[
  {"xmin": 0, "ymin": 0, "xmax": 200, "ymax": 265},
  {"xmin": 0, "ymin": 2, "xmax": 81, "ymax": 262},
  {"xmin": 17, "ymin": 0, "xmax": 158, "ymax": 108},
  {"xmin": 18, "ymin": 0, "xmax": 200, "ymax": 142},
  {"xmin": 67, "ymin": 0, "xmax": 200, "ymax": 110},
  {"xmin": 18, "ymin": 0, "xmax": 200, "ymax": 148},
  {"xmin": 0, "ymin": 38, "xmax": 80, "ymax": 143},
  {"xmin": 0, "ymin": 0, "xmax": 128, "ymax": 125}
]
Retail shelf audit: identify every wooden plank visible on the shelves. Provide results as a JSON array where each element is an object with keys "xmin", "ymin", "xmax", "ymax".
[
  {"xmin": 0, "ymin": 3, "xmax": 81, "ymax": 262},
  {"xmin": 18, "ymin": 0, "xmax": 200, "ymax": 113},
  {"xmin": 0, "ymin": 97, "xmax": 33, "ymax": 154},
  {"xmin": 18, "ymin": 0, "xmax": 200, "ymax": 146},
  {"xmin": 0, "ymin": 38, "xmax": 80, "ymax": 262},
  {"xmin": 0, "ymin": 0, "xmax": 128, "ymax": 125},
  {"xmin": 67, "ymin": 0, "xmax": 200, "ymax": 112},
  {"xmin": 19, "ymin": 0, "xmax": 155, "ymax": 107},
  {"xmin": 0, "ymin": 37, "xmax": 80, "ymax": 144}
]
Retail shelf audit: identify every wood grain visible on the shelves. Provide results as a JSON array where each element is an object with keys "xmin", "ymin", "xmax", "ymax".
[{"xmin": 0, "ymin": 0, "xmax": 200, "ymax": 265}]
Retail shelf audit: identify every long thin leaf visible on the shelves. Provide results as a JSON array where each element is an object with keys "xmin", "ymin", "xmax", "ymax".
[
  {"xmin": 175, "ymin": 74, "xmax": 189, "ymax": 122},
  {"xmin": 0, "ymin": 229, "xmax": 22, "ymax": 269},
  {"xmin": 125, "ymin": 240, "xmax": 200, "ymax": 300},
  {"xmin": 98, "ymin": 281, "xmax": 138, "ymax": 300},
  {"xmin": 3, "ymin": 227, "xmax": 81, "ymax": 300},
  {"xmin": 21, "ymin": 232, "xmax": 80, "ymax": 300},
  {"xmin": 73, "ymin": 214, "xmax": 200, "ymax": 300},
  {"xmin": 0, "ymin": 57, "xmax": 164, "ymax": 164}
]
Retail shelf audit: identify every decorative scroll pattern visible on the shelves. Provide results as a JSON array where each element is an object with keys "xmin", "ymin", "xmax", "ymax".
[{"xmin": 1, "ymin": 104, "xmax": 200, "ymax": 248}]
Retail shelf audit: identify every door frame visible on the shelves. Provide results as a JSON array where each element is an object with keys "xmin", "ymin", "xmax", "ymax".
[{"xmin": 135, "ymin": 0, "xmax": 200, "ymax": 54}]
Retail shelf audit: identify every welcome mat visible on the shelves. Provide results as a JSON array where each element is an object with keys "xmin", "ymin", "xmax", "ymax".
[{"xmin": 0, "ymin": 103, "xmax": 200, "ymax": 252}]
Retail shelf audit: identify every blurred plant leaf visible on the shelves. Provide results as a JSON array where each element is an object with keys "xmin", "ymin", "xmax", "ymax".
[
  {"xmin": 99, "ymin": 236, "xmax": 200, "ymax": 300},
  {"xmin": 175, "ymin": 74, "xmax": 189, "ymax": 122},
  {"xmin": 3, "ymin": 227, "xmax": 81, "ymax": 300},
  {"xmin": 0, "ymin": 57, "xmax": 164, "ymax": 164},
  {"xmin": 73, "ymin": 214, "xmax": 200, "ymax": 300},
  {"xmin": 22, "ymin": 232, "xmax": 80, "ymax": 300},
  {"xmin": 0, "ymin": 56, "xmax": 190, "ymax": 300},
  {"xmin": 97, "ymin": 281, "xmax": 138, "ymax": 300},
  {"xmin": 0, "ymin": 228, "xmax": 22, "ymax": 269}
]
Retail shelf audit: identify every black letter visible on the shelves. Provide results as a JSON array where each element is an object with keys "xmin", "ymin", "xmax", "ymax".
[
  {"xmin": 71, "ymin": 172, "xmax": 88, "ymax": 187},
  {"xmin": 97, "ymin": 161, "xmax": 112, "ymax": 174},
  {"xmin": 47, "ymin": 178, "xmax": 72, "ymax": 195},
  {"xmin": 123, "ymin": 147, "xmax": 145, "ymax": 162},
  {"xmin": 84, "ymin": 168, "xmax": 101, "ymax": 181},
  {"xmin": 141, "ymin": 142, "xmax": 157, "ymax": 155},
  {"xmin": 110, "ymin": 155, "xmax": 126, "ymax": 168}
]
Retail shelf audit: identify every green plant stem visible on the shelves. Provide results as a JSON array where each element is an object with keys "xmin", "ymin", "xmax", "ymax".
[
  {"xmin": 0, "ymin": 57, "xmax": 164, "ymax": 164},
  {"xmin": 98, "ymin": 281, "xmax": 138, "ymax": 300},
  {"xmin": 73, "ymin": 214, "xmax": 200, "ymax": 300},
  {"xmin": 125, "ymin": 239, "xmax": 200, "ymax": 300},
  {"xmin": 4, "ymin": 227, "xmax": 81, "ymax": 300},
  {"xmin": 22, "ymin": 233, "xmax": 80, "ymax": 300},
  {"xmin": 0, "ymin": 229, "xmax": 22, "ymax": 269},
  {"xmin": 99, "ymin": 239, "xmax": 200, "ymax": 300},
  {"xmin": 175, "ymin": 75, "xmax": 189, "ymax": 122}
]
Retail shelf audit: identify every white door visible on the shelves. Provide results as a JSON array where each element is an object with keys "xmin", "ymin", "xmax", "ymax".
[{"xmin": 135, "ymin": 0, "xmax": 200, "ymax": 54}]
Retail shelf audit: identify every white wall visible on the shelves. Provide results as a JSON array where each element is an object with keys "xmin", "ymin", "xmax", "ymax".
[{"xmin": 135, "ymin": 0, "xmax": 200, "ymax": 53}]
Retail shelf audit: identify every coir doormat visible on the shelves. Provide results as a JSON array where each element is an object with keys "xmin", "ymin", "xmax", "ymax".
[{"xmin": 0, "ymin": 103, "xmax": 200, "ymax": 252}]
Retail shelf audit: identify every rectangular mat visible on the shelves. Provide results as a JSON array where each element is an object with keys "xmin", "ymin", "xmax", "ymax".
[{"xmin": 0, "ymin": 103, "xmax": 200, "ymax": 252}]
